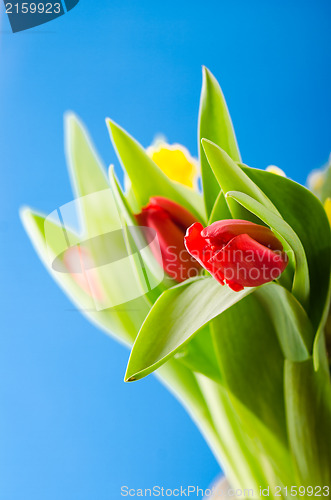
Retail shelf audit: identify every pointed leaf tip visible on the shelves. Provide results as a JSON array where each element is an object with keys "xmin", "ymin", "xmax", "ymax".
[
  {"xmin": 125, "ymin": 277, "xmax": 254, "ymax": 381},
  {"xmin": 201, "ymin": 139, "xmax": 277, "ymax": 219},
  {"xmin": 106, "ymin": 117, "xmax": 205, "ymax": 220},
  {"xmin": 198, "ymin": 71, "xmax": 241, "ymax": 216}
]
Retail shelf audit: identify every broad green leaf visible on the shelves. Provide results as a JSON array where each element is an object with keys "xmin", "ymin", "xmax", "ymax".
[
  {"xmin": 65, "ymin": 113, "xmax": 110, "ymax": 234},
  {"xmin": 201, "ymin": 139, "xmax": 278, "ymax": 220},
  {"xmin": 60, "ymin": 123, "xmax": 167, "ymax": 314},
  {"xmin": 211, "ymin": 293, "xmax": 297, "ymax": 485},
  {"xmin": 65, "ymin": 114, "xmax": 155, "ymax": 308},
  {"xmin": 125, "ymin": 277, "xmax": 253, "ymax": 381},
  {"xmin": 24, "ymin": 116, "xmax": 155, "ymax": 344},
  {"xmin": 65, "ymin": 112, "xmax": 109, "ymax": 196},
  {"xmin": 179, "ymin": 284, "xmax": 313, "ymax": 383},
  {"xmin": 227, "ymin": 191, "xmax": 310, "ymax": 308},
  {"xmin": 198, "ymin": 67, "xmax": 241, "ymax": 216},
  {"xmin": 284, "ymin": 355, "xmax": 331, "ymax": 486},
  {"xmin": 106, "ymin": 119, "xmax": 205, "ymax": 222},
  {"xmin": 211, "ymin": 293, "xmax": 287, "ymax": 443},
  {"xmin": 22, "ymin": 211, "xmax": 243, "ymax": 480},
  {"xmin": 22, "ymin": 210, "xmax": 247, "ymax": 481},
  {"xmin": 242, "ymin": 167, "xmax": 331, "ymax": 331},
  {"xmin": 213, "ymin": 383, "xmax": 295, "ymax": 488},
  {"xmin": 65, "ymin": 138, "xmax": 131, "ymax": 311},
  {"xmin": 175, "ymin": 326, "xmax": 222, "ymax": 384},
  {"xmin": 255, "ymin": 283, "xmax": 313, "ymax": 361}
]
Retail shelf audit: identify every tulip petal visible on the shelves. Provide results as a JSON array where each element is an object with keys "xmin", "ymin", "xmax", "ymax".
[
  {"xmin": 209, "ymin": 234, "xmax": 288, "ymax": 289},
  {"xmin": 202, "ymin": 219, "xmax": 283, "ymax": 251},
  {"xmin": 149, "ymin": 196, "xmax": 198, "ymax": 231},
  {"xmin": 184, "ymin": 222, "xmax": 224, "ymax": 285},
  {"xmin": 227, "ymin": 190, "xmax": 310, "ymax": 308},
  {"xmin": 143, "ymin": 208, "xmax": 200, "ymax": 282}
]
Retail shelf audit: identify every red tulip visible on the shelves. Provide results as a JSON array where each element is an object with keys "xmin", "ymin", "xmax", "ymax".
[
  {"xmin": 136, "ymin": 196, "xmax": 201, "ymax": 282},
  {"xmin": 184, "ymin": 219, "xmax": 288, "ymax": 292}
]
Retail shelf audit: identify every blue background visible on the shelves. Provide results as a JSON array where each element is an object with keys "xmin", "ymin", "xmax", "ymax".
[{"xmin": 0, "ymin": 1, "xmax": 330, "ymax": 498}]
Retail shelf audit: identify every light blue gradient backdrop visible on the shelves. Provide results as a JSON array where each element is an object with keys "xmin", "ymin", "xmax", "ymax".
[{"xmin": 0, "ymin": 1, "xmax": 330, "ymax": 498}]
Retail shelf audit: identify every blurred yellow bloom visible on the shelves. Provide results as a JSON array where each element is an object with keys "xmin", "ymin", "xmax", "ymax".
[
  {"xmin": 266, "ymin": 165, "xmax": 286, "ymax": 177},
  {"xmin": 308, "ymin": 171, "xmax": 325, "ymax": 196},
  {"xmin": 147, "ymin": 139, "xmax": 198, "ymax": 189},
  {"xmin": 324, "ymin": 198, "xmax": 331, "ymax": 225}
]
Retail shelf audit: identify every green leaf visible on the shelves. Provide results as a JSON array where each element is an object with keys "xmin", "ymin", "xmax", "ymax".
[
  {"xmin": 201, "ymin": 140, "xmax": 278, "ymax": 220},
  {"xmin": 65, "ymin": 113, "xmax": 111, "ymax": 234},
  {"xmin": 23, "ymin": 116, "xmax": 156, "ymax": 345},
  {"xmin": 65, "ymin": 113, "xmax": 109, "ymax": 196},
  {"xmin": 21, "ymin": 210, "xmax": 253, "ymax": 482},
  {"xmin": 22, "ymin": 212, "xmax": 248, "ymax": 481},
  {"xmin": 242, "ymin": 167, "xmax": 331, "ymax": 332},
  {"xmin": 313, "ymin": 280, "xmax": 331, "ymax": 369},
  {"xmin": 255, "ymin": 283, "xmax": 313, "ymax": 361},
  {"xmin": 66, "ymin": 120, "xmax": 167, "ymax": 311},
  {"xmin": 227, "ymin": 190, "xmax": 310, "ymax": 308},
  {"xmin": 211, "ymin": 295, "xmax": 295, "ymax": 484},
  {"xmin": 211, "ymin": 293, "xmax": 287, "ymax": 443},
  {"xmin": 284, "ymin": 355, "xmax": 331, "ymax": 486},
  {"xmin": 106, "ymin": 118, "xmax": 206, "ymax": 222},
  {"xmin": 208, "ymin": 190, "xmax": 232, "ymax": 224},
  {"xmin": 125, "ymin": 277, "xmax": 253, "ymax": 382},
  {"xmin": 20, "ymin": 208, "xmax": 149, "ymax": 345},
  {"xmin": 198, "ymin": 67, "xmax": 241, "ymax": 216},
  {"xmin": 215, "ymin": 386, "xmax": 294, "ymax": 487},
  {"xmin": 195, "ymin": 376, "xmax": 271, "ymax": 490},
  {"xmin": 175, "ymin": 326, "xmax": 222, "ymax": 384}
]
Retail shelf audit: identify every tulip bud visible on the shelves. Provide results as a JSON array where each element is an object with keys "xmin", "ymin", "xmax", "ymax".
[
  {"xmin": 136, "ymin": 197, "xmax": 201, "ymax": 282},
  {"xmin": 184, "ymin": 219, "xmax": 288, "ymax": 292}
]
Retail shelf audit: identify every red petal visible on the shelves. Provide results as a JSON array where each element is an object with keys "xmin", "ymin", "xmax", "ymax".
[
  {"xmin": 135, "ymin": 209, "xmax": 149, "ymax": 227},
  {"xmin": 209, "ymin": 233, "xmax": 288, "ymax": 288},
  {"xmin": 149, "ymin": 196, "xmax": 199, "ymax": 231},
  {"xmin": 202, "ymin": 219, "xmax": 283, "ymax": 251},
  {"xmin": 184, "ymin": 223, "xmax": 224, "ymax": 285},
  {"xmin": 144, "ymin": 208, "xmax": 200, "ymax": 282}
]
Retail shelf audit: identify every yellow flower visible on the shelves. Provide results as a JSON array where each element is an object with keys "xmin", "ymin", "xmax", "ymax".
[
  {"xmin": 324, "ymin": 198, "xmax": 331, "ymax": 226},
  {"xmin": 266, "ymin": 165, "xmax": 286, "ymax": 177},
  {"xmin": 147, "ymin": 138, "xmax": 199, "ymax": 189}
]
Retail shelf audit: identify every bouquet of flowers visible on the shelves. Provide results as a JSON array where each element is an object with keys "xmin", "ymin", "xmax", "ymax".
[{"xmin": 21, "ymin": 68, "xmax": 331, "ymax": 497}]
